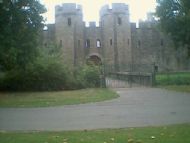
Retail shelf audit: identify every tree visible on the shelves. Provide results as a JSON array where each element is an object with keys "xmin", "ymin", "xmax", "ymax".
[
  {"xmin": 0, "ymin": 0, "xmax": 46, "ymax": 71},
  {"xmin": 156, "ymin": 0, "xmax": 190, "ymax": 55}
]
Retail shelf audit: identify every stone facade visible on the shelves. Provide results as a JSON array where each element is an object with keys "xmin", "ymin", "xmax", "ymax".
[{"xmin": 43, "ymin": 3, "xmax": 190, "ymax": 72}]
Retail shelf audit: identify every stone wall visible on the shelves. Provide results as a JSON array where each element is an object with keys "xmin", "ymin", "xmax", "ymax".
[
  {"xmin": 100, "ymin": 3, "xmax": 132, "ymax": 72},
  {"xmin": 42, "ymin": 24, "xmax": 55, "ymax": 46},
  {"xmin": 55, "ymin": 3, "xmax": 84, "ymax": 67},
  {"xmin": 84, "ymin": 22, "xmax": 102, "ymax": 60},
  {"xmin": 131, "ymin": 21, "xmax": 190, "ymax": 72},
  {"xmin": 42, "ymin": 3, "xmax": 190, "ymax": 72}
]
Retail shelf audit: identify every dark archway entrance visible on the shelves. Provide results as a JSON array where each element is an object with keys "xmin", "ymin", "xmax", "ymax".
[
  {"xmin": 87, "ymin": 55, "xmax": 102, "ymax": 65},
  {"xmin": 86, "ymin": 54, "xmax": 106, "ymax": 87}
]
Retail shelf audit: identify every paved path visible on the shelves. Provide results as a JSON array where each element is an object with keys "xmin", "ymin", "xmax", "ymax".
[{"xmin": 0, "ymin": 88, "xmax": 190, "ymax": 131}]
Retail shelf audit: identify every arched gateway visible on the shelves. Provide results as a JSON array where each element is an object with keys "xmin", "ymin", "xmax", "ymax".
[{"xmin": 86, "ymin": 54, "xmax": 102, "ymax": 65}]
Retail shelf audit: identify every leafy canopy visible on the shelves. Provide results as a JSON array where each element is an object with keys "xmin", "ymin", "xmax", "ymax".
[
  {"xmin": 0, "ymin": 0, "xmax": 46, "ymax": 71},
  {"xmin": 156, "ymin": 0, "xmax": 190, "ymax": 54}
]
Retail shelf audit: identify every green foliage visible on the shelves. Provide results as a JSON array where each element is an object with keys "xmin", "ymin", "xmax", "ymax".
[
  {"xmin": 0, "ymin": 63, "xmax": 102, "ymax": 91},
  {"xmin": 156, "ymin": 0, "xmax": 190, "ymax": 54},
  {"xmin": 0, "ymin": 59, "xmax": 69, "ymax": 91},
  {"xmin": 0, "ymin": 43, "xmax": 69, "ymax": 91},
  {"xmin": 0, "ymin": 89, "xmax": 118, "ymax": 107},
  {"xmin": 0, "ymin": 44, "xmax": 102, "ymax": 91},
  {"xmin": 0, "ymin": 124, "xmax": 190, "ymax": 143},
  {"xmin": 75, "ymin": 65, "xmax": 101, "ymax": 88},
  {"xmin": 156, "ymin": 72, "xmax": 190, "ymax": 85},
  {"xmin": 0, "ymin": 1, "xmax": 102, "ymax": 91},
  {"xmin": 0, "ymin": 0, "xmax": 46, "ymax": 71}
]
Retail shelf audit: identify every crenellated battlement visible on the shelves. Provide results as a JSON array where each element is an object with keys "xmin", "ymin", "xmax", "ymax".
[
  {"xmin": 43, "ymin": 2, "xmax": 190, "ymax": 72},
  {"xmin": 89, "ymin": 22, "xmax": 96, "ymax": 27},
  {"xmin": 55, "ymin": 3, "xmax": 82, "ymax": 17},
  {"xmin": 138, "ymin": 21, "xmax": 157, "ymax": 29},
  {"xmin": 100, "ymin": 3, "xmax": 129, "ymax": 17}
]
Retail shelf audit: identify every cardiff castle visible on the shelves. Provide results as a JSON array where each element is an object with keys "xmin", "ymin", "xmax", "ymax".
[{"xmin": 42, "ymin": 3, "xmax": 190, "ymax": 72}]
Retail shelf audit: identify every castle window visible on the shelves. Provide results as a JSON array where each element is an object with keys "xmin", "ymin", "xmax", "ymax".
[
  {"xmin": 85, "ymin": 39, "xmax": 90, "ymax": 48},
  {"xmin": 161, "ymin": 39, "xmax": 164, "ymax": 46},
  {"xmin": 138, "ymin": 40, "xmax": 141, "ymax": 47},
  {"xmin": 128, "ymin": 39, "xmax": 130, "ymax": 45},
  {"xmin": 118, "ymin": 17, "xmax": 122, "ymax": 25},
  {"xmin": 110, "ymin": 39, "xmax": 112, "ymax": 46},
  {"xmin": 68, "ymin": 18, "xmax": 71, "ymax": 26},
  {"xmin": 154, "ymin": 65, "xmax": 158, "ymax": 72},
  {"xmin": 96, "ymin": 39, "xmax": 101, "ymax": 48}
]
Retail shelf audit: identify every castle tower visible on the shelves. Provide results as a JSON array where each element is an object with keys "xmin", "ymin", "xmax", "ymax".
[
  {"xmin": 100, "ymin": 3, "xmax": 132, "ymax": 71},
  {"xmin": 84, "ymin": 22, "xmax": 102, "ymax": 64},
  {"xmin": 55, "ymin": 3, "xmax": 84, "ymax": 67}
]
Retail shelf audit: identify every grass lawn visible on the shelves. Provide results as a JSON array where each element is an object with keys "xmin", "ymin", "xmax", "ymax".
[
  {"xmin": 0, "ymin": 88, "xmax": 118, "ymax": 108},
  {"xmin": 156, "ymin": 72, "xmax": 190, "ymax": 93},
  {"xmin": 160, "ymin": 85, "xmax": 190, "ymax": 93},
  {"xmin": 156, "ymin": 72, "xmax": 190, "ymax": 85},
  {"xmin": 0, "ymin": 124, "xmax": 190, "ymax": 143}
]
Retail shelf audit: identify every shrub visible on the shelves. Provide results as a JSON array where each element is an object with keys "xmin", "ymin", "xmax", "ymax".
[
  {"xmin": 156, "ymin": 72, "xmax": 190, "ymax": 85},
  {"xmin": 0, "ymin": 62, "xmax": 102, "ymax": 91},
  {"xmin": 75, "ymin": 64, "xmax": 102, "ymax": 88},
  {"xmin": 0, "ymin": 44, "xmax": 103, "ymax": 91},
  {"xmin": 0, "ymin": 57, "xmax": 71, "ymax": 91}
]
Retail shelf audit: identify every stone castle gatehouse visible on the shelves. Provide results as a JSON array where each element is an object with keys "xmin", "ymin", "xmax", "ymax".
[{"xmin": 43, "ymin": 3, "xmax": 190, "ymax": 72}]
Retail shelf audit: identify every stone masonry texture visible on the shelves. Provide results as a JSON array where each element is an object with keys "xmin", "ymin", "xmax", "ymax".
[{"xmin": 42, "ymin": 3, "xmax": 190, "ymax": 72}]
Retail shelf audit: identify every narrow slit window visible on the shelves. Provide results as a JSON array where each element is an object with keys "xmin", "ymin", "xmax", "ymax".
[
  {"xmin": 118, "ymin": 17, "xmax": 122, "ymax": 25},
  {"xmin": 128, "ymin": 39, "xmax": 130, "ymax": 45},
  {"xmin": 68, "ymin": 18, "xmax": 71, "ymax": 26},
  {"xmin": 110, "ymin": 39, "xmax": 112, "ymax": 46},
  {"xmin": 78, "ymin": 40, "xmax": 80, "ymax": 48},
  {"xmin": 96, "ymin": 39, "xmax": 101, "ymax": 48},
  {"xmin": 85, "ymin": 39, "xmax": 90, "ymax": 48},
  {"xmin": 138, "ymin": 40, "xmax": 141, "ymax": 47}
]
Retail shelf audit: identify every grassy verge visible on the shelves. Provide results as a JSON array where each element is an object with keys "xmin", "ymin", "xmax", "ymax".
[
  {"xmin": 156, "ymin": 72, "xmax": 190, "ymax": 85},
  {"xmin": 156, "ymin": 72, "xmax": 190, "ymax": 93},
  {"xmin": 160, "ymin": 85, "xmax": 190, "ymax": 93},
  {"xmin": 0, "ymin": 124, "xmax": 190, "ymax": 143},
  {"xmin": 0, "ymin": 88, "xmax": 118, "ymax": 108}
]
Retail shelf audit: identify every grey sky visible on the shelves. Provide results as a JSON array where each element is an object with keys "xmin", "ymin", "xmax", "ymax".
[{"xmin": 40, "ymin": 0, "xmax": 156, "ymax": 24}]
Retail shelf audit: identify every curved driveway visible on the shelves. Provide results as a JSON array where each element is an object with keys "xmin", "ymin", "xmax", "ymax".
[{"xmin": 0, "ymin": 88, "xmax": 190, "ymax": 131}]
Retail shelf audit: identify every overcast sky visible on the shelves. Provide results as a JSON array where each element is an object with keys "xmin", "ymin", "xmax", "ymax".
[{"xmin": 40, "ymin": 0, "xmax": 156, "ymax": 24}]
